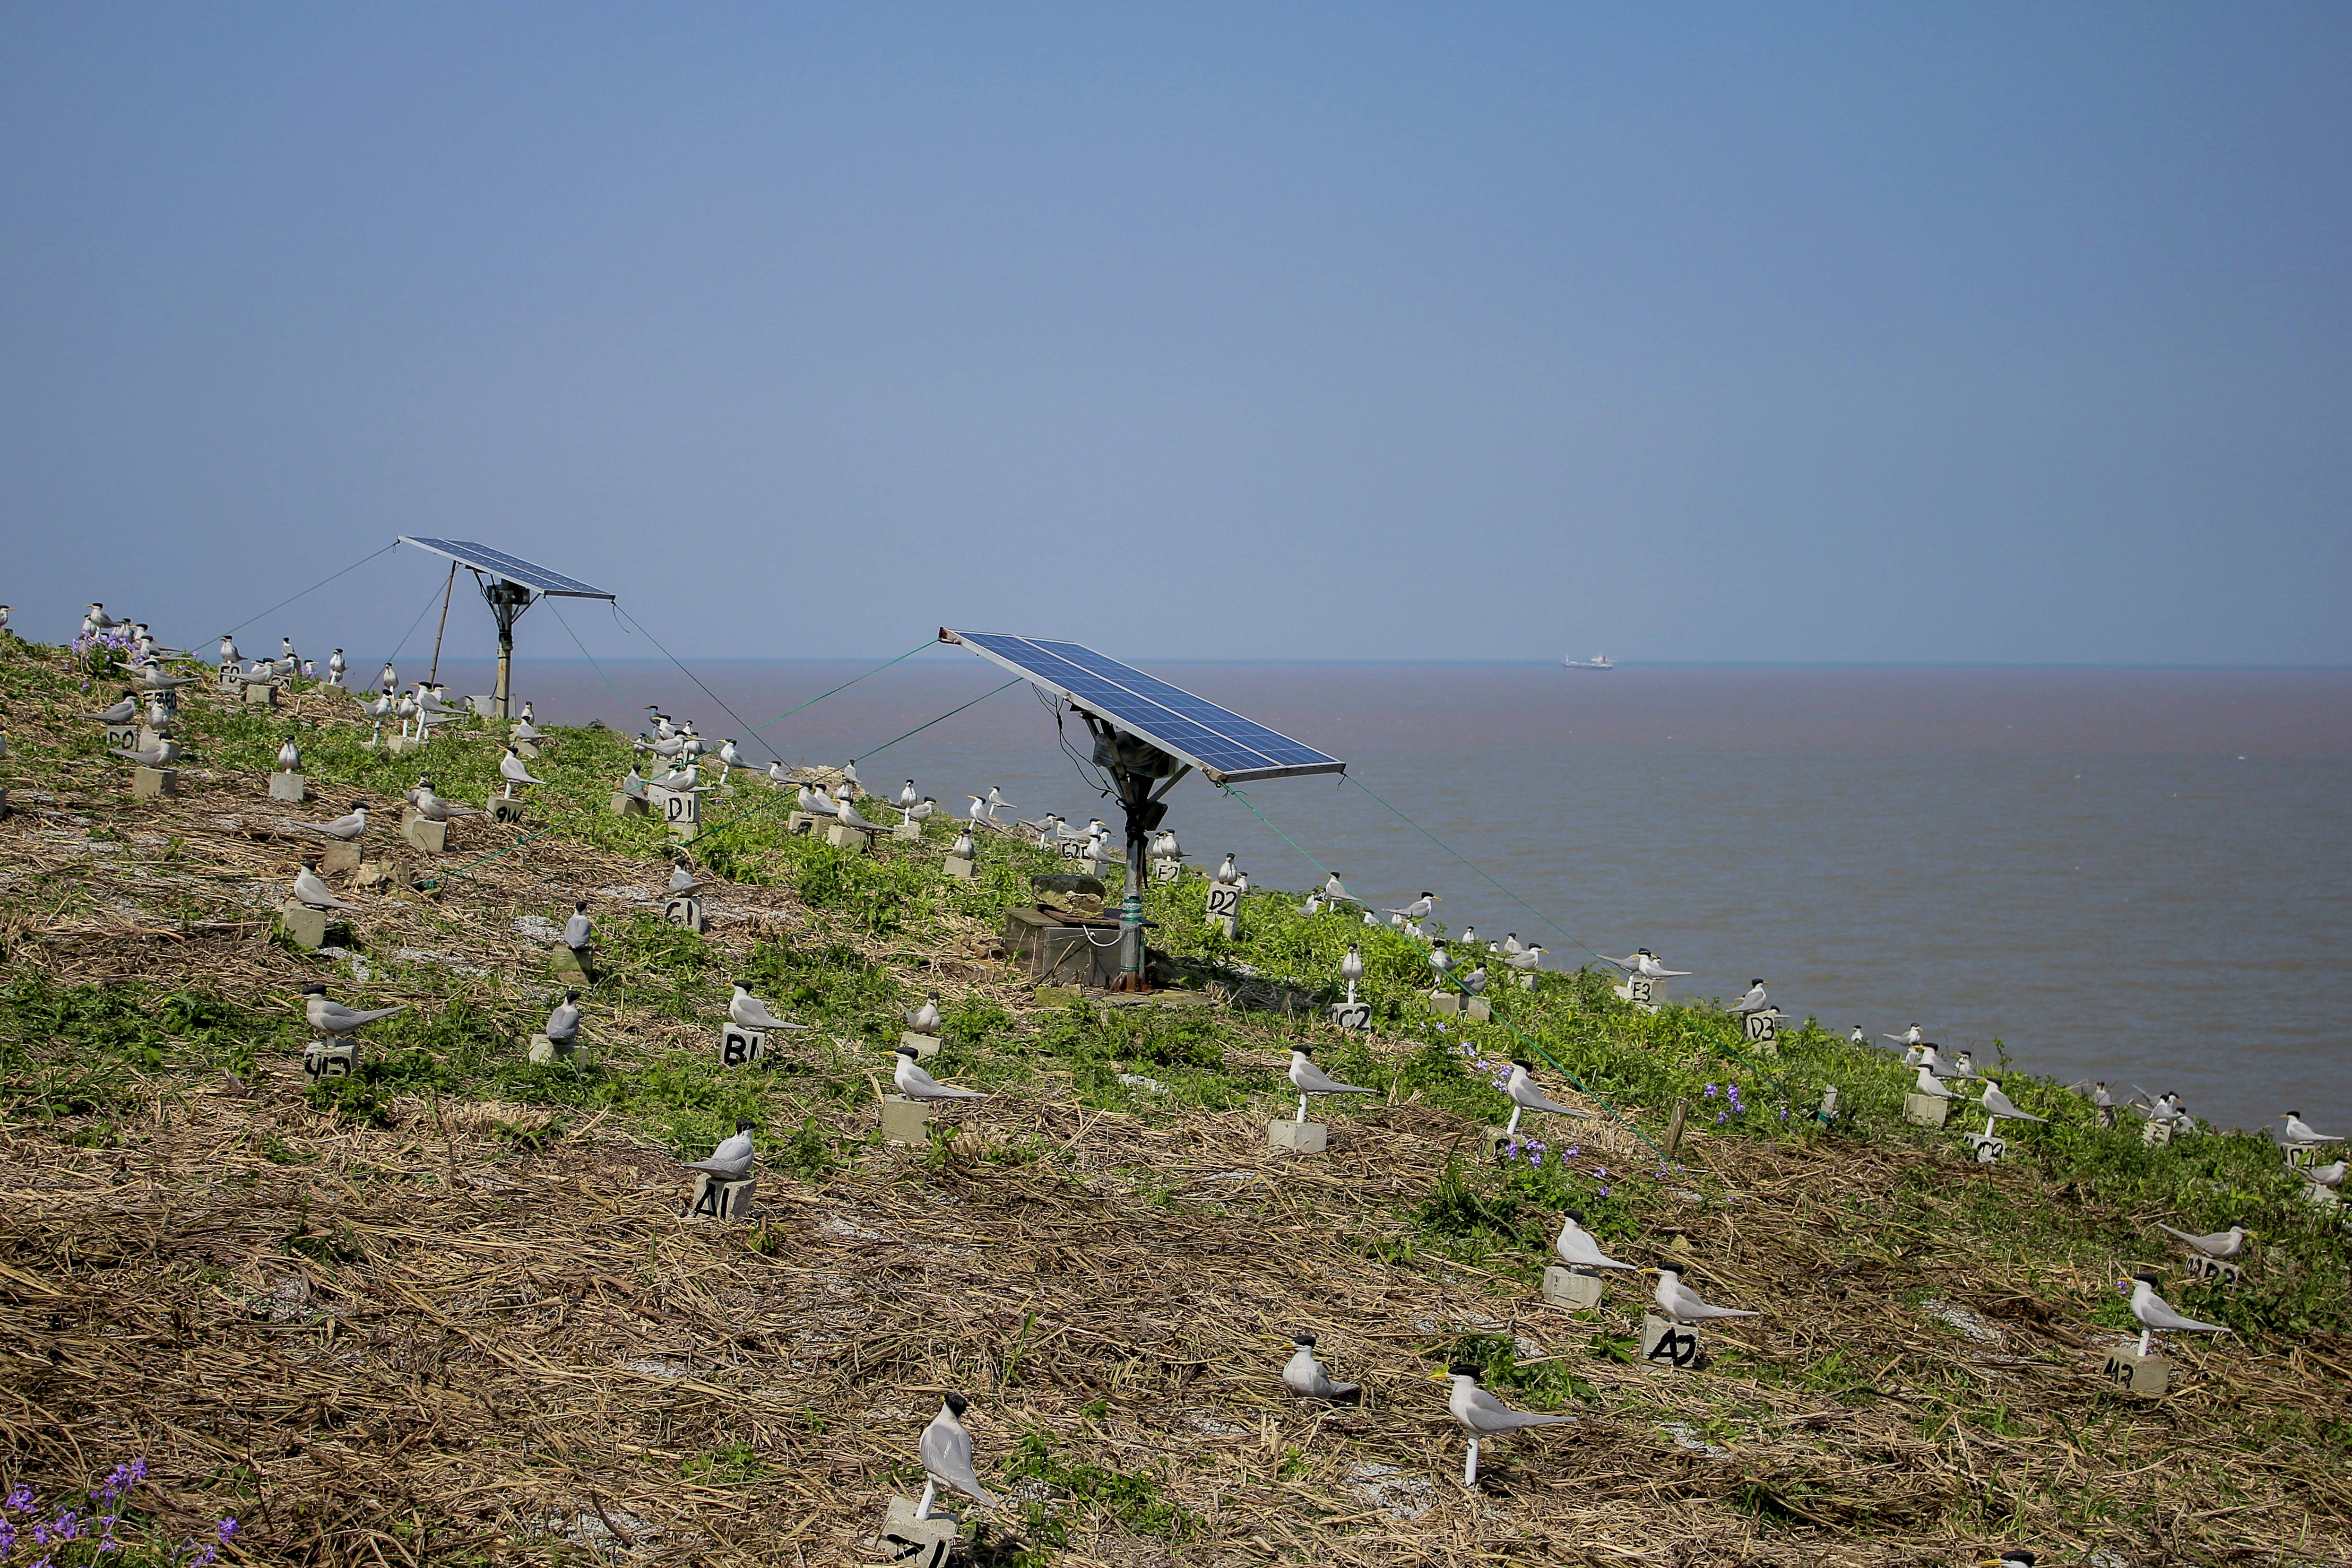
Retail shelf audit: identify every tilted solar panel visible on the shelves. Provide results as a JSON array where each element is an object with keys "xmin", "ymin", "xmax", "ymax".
[
  {"xmin": 942, "ymin": 629, "xmax": 1344, "ymax": 783},
  {"xmin": 398, "ymin": 537, "xmax": 614, "ymax": 599}
]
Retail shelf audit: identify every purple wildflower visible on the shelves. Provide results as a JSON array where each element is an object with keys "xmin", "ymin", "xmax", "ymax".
[
  {"xmin": 4, "ymin": 1488, "xmax": 31, "ymax": 1514},
  {"xmin": 1702, "ymin": 1083, "xmax": 1718, "ymax": 1098}
]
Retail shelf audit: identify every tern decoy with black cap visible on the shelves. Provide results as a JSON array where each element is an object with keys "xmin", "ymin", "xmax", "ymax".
[
  {"xmin": 1287, "ymin": 1045, "xmax": 1373, "ymax": 1123},
  {"xmin": 728, "ymin": 984, "xmax": 807, "ymax": 1035},
  {"xmin": 1385, "ymin": 892, "xmax": 1438, "ymax": 923},
  {"xmin": 1730, "ymin": 979, "xmax": 1771, "ymax": 1014},
  {"xmin": 498, "ymin": 746, "xmax": 545, "ymax": 799},
  {"xmin": 1652, "ymin": 1262, "xmax": 1761, "ymax": 1325},
  {"xmin": 1502, "ymin": 1060, "xmax": 1590, "ymax": 1136},
  {"xmin": 686, "ymin": 1121, "xmax": 755, "ymax": 1178},
  {"xmin": 894, "ymin": 1045, "xmax": 986, "ymax": 1101},
  {"xmin": 562, "ymin": 901, "xmax": 592, "ymax": 951},
  {"xmin": 1282, "ymin": 1333, "xmax": 1359, "ymax": 1403},
  {"xmin": 905, "ymin": 993, "xmax": 942, "ymax": 1034},
  {"xmin": 1435, "ymin": 1363, "xmax": 1571, "ymax": 1486},
  {"xmin": 302, "ymin": 983, "xmax": 404, "ymax": 1036},
  {"xmin": 2124, "ymin": 1272, "xmax": 2228, "ymax": 1358},
  {"xmin": 916, "ymin": 1392, "xmax": 995, "ymax": 1518},
  {"xmin": 112, "ymin": 736, "xmax": 181, "ymax": 767},
  {"xmin": 2157, "ymin": 1223, "xmax": 2253, "ymax": 1260},
  {"xmin": 306, "ymin": 803, "xmax": 369, "ymax": 841},
  {"xmin": 950, "ymin": 827, "xmax": 975, "ymax": 860},
  {"xmin": 2281, "ymin": 1112, "xmax": 2338, "ymax": 1146},
  {"xmin": 82, "ymin": 693, "xmax": 137, "ymax": 724},
  {"xmin": 1886, "ymin": 1023, "xmax": 1924, "ymax": 1046},
  {"xmin": 1555, "ymin": 1211, "xmax": 1633, "ymax": 1272},
  {"xmin": 292, "ymin": 860, "xmax": 354, "ymax": 911},
  {"xmin": 545, "ymin": 990, "xmax": 580, "ymax": 1046}
]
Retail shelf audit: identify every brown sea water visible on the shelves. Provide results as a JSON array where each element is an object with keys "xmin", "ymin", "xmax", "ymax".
[{"xmin": 439, "ymin": 656, "xmax": 2352, "ymax": 1135}]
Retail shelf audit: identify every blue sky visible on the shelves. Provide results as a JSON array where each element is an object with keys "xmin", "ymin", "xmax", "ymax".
[{"xmin": 3, "ymin": 4, "xmax": 2346, "ymax": 664}]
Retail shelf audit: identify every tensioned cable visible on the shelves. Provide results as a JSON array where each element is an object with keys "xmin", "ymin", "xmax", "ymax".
[
  {"xmin": 377, "ymin": 576, "xmax": 458, "ymax": 679},
  {"xmin": 1215, "ymin": 780, "xmax": 1669, "ymax": 1160},
  {"xmin": 741, "ymin": 638, "xmax": 937, "ymax": 740},
  {"xmin": 611, "ymin": 606, "xmax": 780, "ymax": 766},
  {"xmin": 218, "ymin": 541, "xmax": 398, "ymax": 640},
  {"xmin": 1339, "ymin": 772, "xmax": 1791, "ymax": 1091},
  {"xmin": 856, "ymin": 680, "xmax": 1020, "ymax": 762},
  {"xmin": 546, "ymin": 600, "xmax": 629, "ymax": 710}
]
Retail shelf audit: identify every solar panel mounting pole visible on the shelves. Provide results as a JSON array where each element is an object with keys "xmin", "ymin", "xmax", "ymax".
[
  {"xmin": 486, "ymin": 580, "xmax": 534, "ymax": 720},
  {"xmin": 1080, "ymin": 717, "xmax": 1187, "ymax": 989}
]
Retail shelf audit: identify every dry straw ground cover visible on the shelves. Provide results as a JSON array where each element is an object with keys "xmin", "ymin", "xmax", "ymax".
[{"xmin": 0, "ymin": 635, "xmax": 2346, "ymax": 1567}]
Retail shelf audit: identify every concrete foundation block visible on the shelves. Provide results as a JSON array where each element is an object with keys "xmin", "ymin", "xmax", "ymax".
[
  {"xmin": 943, "ymin": 855, "xmax": 975, "ymax": 879},
  {"xmin": 468, "ymin": 694, "xmax": 498, "ymax": 719},
  {"xmin": 663, "ymin": 895, "xmax": 706, "ymax": 932},
  {"xmin": 302, "ymin": 1040, "xmax": 358, "ymax": 1083},
  {"xmin": 1517, "ymin": 971, "xmax": 1537, "ymax": 989},
  {"xmin": 882, "ymin": 1095, "xmax": 932, "ymax": 1147},
  {"xmin": 1463, "ymin": 997, "xmax": 1492, "ymax": 1022},
  {"xmin": 1203, "ymin": 884, "xmax": 1241, "ymax": 930},
  {"xmin": 320, "ymin": 840, "xmax": 362, "ymax": 875},
  {"xmin": 687, "ymin": 1172, "xmax": 756, "ymax": 1221},
  {"xmin": 527, "ymin": 1034, "xmax": 575, "ymax": 1066},
  {"xmin": 899, "ymin": 1031, "xmax": 941, "ymax": 1060},
  {"xmin": 402, "ymin": 814, "xmax": 448, "ymax": 853},
  {"xmin": 551, "ymin": 944, "xmax": 591, "ymax": 979},
  {"xmin": 278, "ymin": 901, "xmax": 340, "ymax": 950},
  {"xmin": 132, "ymin": 767, "xmax": 177, "ymax": 799},
  {"xmin": 1329, "ymin": 1000, "xmax": 1372, "ymax": 1031},
  {"xmin": 217, "ymin": 668, "xmax": 242, "ymax": 692},
  {"xmin": 2300, "ymin": 1181, "xmax": 2340, "ymax": 1212},
  {"xmin": 2101, "ymin": 1346, "xmax": 2170, "ymax": 1397},
  {"xmin": 876, "ymin": 1498, "xmax": 957, "ymax": 1568},
  {"xmin": 893, "ymin": 819, "xmax": 921, "ymax": 840},
  {"xmin": 105, "ymin": 721, "xmax": 139, "ymax": 751},
  {"xmin": 486, "ymin": 796, "xmax": 526, "ymax": 824},
  {"xmin": 2184, "ymin": 1254, "xmax": 2244, "ymax": 1287},
  {"xmin": 719, "ymin": 1023, "xmax": 768, "ymax": 1068},
  {"xmin": 1429, "ymin": 992, "xmax": 1461, "ymax": 1015},
  {"xmin": 786, "ymin": 811, "xmax": 822, "ymax": 836},
  {"xmin": 1479, "ymin": 1125, "xmax": 1516, "ymax": 1161},
  {"xmin": 384, "ymin": 733, "xmax": 419, "ymax": 756},
  {"xmin": 1961, "ymin": 1131, "xmax": 2009, "ymax": 1164},
  {"xmin": 513, "ymin": 740, "xmax": 540, "ymax": 761},
  {"xmin": 1641, "ymin": 1314, "xmax": 1703, "ymax": 1371},
  {"xmin": 2142, "ymin": 1118, "xmax": 2175, "ymax": 1149},
  {"xmin": 243, "ymin": 682, "xmax": 278, "ymax": 709},
  {"xmin": 1270, "ymin": 1119, "xmax": 1329, "ymax": 1153},
  {"xmin": 1151, "ymin": 858, "xmax": 1184, "ymax": 884},
  {"xmin": 1743, "ymin": 1009, "xmax": 1781, "ymax": 1048},
  {"xmin": 1903, "ymin": 1092, "xmax": 1952, "ymax": 1128},
  {"xmin": 611, "ymin": 792, "xmax": 647, "ymax": 817},
  {"xmin": 269, "ymin": 771, "xmax": 306, "ymax": 804},
  {"xmin": 1542, "ymin": 1266, "xmax": 1605, "ymax": 1309},
  {"xmin": 825, "ymin": 821, "xmax": 876, "ymax": 852}
]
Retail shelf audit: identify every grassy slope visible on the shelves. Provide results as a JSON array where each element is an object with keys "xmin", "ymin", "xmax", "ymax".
[{"xmin": 0, "ymin": 634, "xmax": 2347, "ymax": 1567}]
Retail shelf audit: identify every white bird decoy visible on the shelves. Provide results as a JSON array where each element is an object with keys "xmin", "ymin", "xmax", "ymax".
[
  {"xmin": 2300, "ymin": 1159, "xmax": 2346, "ymax": 1189},
  {"xmin": 1978, "ymin": 1080, "xmax": 2047, "ymax": 1135},
  {"xmin": 1460, "ymin": 964, "xmax": 1489, "ymax": 996},
  {"xmin": 1385, "ymin": 892, "xmax": 1438, "ymax": 923},
  {"xmin": 1340, "ymin": 943, "xmax": 1364, "ymax": 1003},
  {"xmin": 82, "ymin": 694, "xmax": 138, "ymax": 724},
  {"xmin": 498, "ymin": 747, "xmax": 545, "ymax": 798},
  {"xmin": 1499, "ymin": 933, "xmax": 1523, "ymax": 957},
  {"xmin": 896, "ymin": 780, "xmax": 919, "ymax": 819},
  {"xmin": 1281, "ymin": 1333, "xmax": 1359, "ymax": 1403},
  {"xmin": 1506, "ymin": 944, "xmax": 1546, "ymax": 972},
  {"xmin": 668, "ymin": 859, "xmax": 700, "ymax": 894},
  {"xmin": 1286, "ymin": 1045, "xmax": 1373, "ymax": 1123},
  {"xmin": 1555, "ymin": 1211, "xmax": 1634, "ymax": 1271},
  {"xmin": 1913, "ymin": 1065, "xmax": 1960, "ymax": 1101},
  {"xmin": 1215, "ymin": 853, "xmax": 1239, "ymax": 885},
  {"xmin": 1850, "ymin": 1025, "xmax": 1867, "ymax": 1044},
  {"xmin": 302, "ymin": 983, "xmax": 404, "ymax": 1036},
  {"xmin": 983, "ymin": 786, "xmax": 1014, "ymax": 818},
  {"xmin": 686, "ymin": 1121, "xmax": 756, "ymax": 1178},
  {"xmin": 1458, "ymin": 924, "xmax": 1478, "ymax": 946},
  {"xmin": 292, "ymin": 861, "xmax": 355, "ymax": 910},
  {"xmin": 1502, "ymin": 1061, "xmax": 1590, "ymax": 1136},
  {"xmin": 305, "ymin": 803, "xmax": 369, "ymax": 841},
  {"xmin": 1319, "ymin": 871, "xmax": 1352, "ymax": 904},
  {"xmin": 1437, "ymin": 1363, "xmax": 1572, "ymax": 1487},
  {"xmin": 1730, "ymin": 979, "xmax": 1771, "ymax": 1014},
  {"xmin": 545, "ymin": 990, "xmax": 581, "ymax": 1044},
  {"xmin": 894, "ymin": 1046, "xmax": 986, "ymax": 1101},
  {"xmin": 111, "ymin": 736, "xmax": 181, "ymax": 768},
  {"xmin": 1884, "ymin": 1024, "xmax": 1925, "ymax": 1046},
  {"xmin": 916, "ymin": 1393, "xmax": 996, "ymax": 1519},
  {"xmin": 379, "ymin": 661, "xmax": 398, "ymax": 693},
  {"xmin": 2281, "ymin": 1112, "xmax": 2339, "ymax": 1146},
  {"xmin": 1297, "ymin": 892, "xmax": 1323, "ymax": 916},
  {"xmin": 966, "ymin": 794, "xmax": 989, "ymax": 823},
  {"xmin": 276, "ymin": 738, "xmax": 300, "ymax": 772},
  {"xmin": 2125, "ymin": 1273, "xmax": 2227, "ymax": 1358},
  {"xmin": 2157, "ymin": 1223, "xmax": 2253, "ymax": 1260},
  {"xmin": 837, "ymin": 797, "xmax": 885, "ymax": 832},
  {"xmin": 950, "ymin": 827, "xmax": 976, "ymax": 860},
  {"xmin": 217, "ymin": 634, "xmax": 240, "ymax": 666},
  {"xmin": 728, "ymin": 983, "xmax": 807, "ymax": 1034},
  {"xmin": 1428, "ymin": 942, "xmax": 1453, "ymax": 980},
  {"xmin": 562, "ymin": 900, "xmax": 593, "ymax": 951},
  {"xmin": 326, "ymin": 649, "xmax": 346, "ymax": 683},
  {"xmin": 1652, "ymin": 1263, "xmax": 1762, "ymax": 1325},
  {"xmin": 905, "ymin": 993, "xmax": 943, "ymax": 1034}
]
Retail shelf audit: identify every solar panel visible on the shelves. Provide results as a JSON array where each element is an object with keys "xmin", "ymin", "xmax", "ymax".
[
  {"xmin": 941, "ymin": 630, "xmax": 1345, "ymax": 784},
  {"xmin": 398, "ymin": 537, "xmax": 614, "ymax": 599}
]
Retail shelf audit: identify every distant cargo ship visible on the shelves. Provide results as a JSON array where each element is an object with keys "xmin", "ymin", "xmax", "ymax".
[{"xmin": 1563, "ymin": 653, "xmax": 1613, "ymax": 671}]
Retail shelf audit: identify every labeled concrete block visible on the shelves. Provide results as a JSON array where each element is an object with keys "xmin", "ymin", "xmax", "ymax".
[
  {"xmin": 1903, "ymin": 1092, "xmax": 1952, "ymax": 1128},
  {"xmin": 402, "ymin": 814, "xmax": 448, "ymax": 853},
  {"xmin": 882, "ymin": 1094, "xmax": 932, "ymax": 1147},
  {"xmin": 105, "ymin": 721, "xmax": 139, "ymax": 751},
  {"xmin": 2142, "ymin": 1118, "xmax": 2174, "ymax": 1149},
  {"xmin": 663, "ymin": 895, "xmax": 705, "ymax": 932},
  {"xmin": 1270, "ymin": 1119, "xmax": 1329, "ymax": 1153},
  {"xmin": 786, "ymin": 810, "xmax": 823, "ymax": 836},
  {"xmin": 217, "ymin": 667, "xmax": 242, "ymax": 692},
  {"xmin": 1743, "ymin": 1009, "xmax": 1781, "ymax": 1049},
  {"xmin": 486, "ymin": 797, "xmax": 526, "ymax": 824},
  {"xmin": 899, "ymin": 1031, "xmax": 941, "ymax": 1060},
  {"xmin": 1480, "ymin": 1125, "xmax": 1515, "ymax": 1161},
  {"xmin": 1962, "ymin": 1132, "xmax": 2008, "ymax": 1165},
  {"xmin": 2184, "ymin": 1254, "xmax": 2244, "ymax": 1287},
  {"xmin": 1517, "ymin": 971, "xmax": 1537, "ymax": 990},
  {"xmin": 2101, "ymin": 1345, "xmax": 2170, "ymax": 1397},
  {"xmin": 1542, "ymin": 1266, "xmax": 1605, "ymax": 1309},
  {"xmin": 876, "ymin": 1498, "xmax": 956, "ymax": 1568},
  {"xmin": 610, "ymin": 792, "xmax": 647, "ymax": 817},
  {"xmin": 269, "ymin": 771, "xmax": 306, "ymax": 804},
  {"xmin": 1640, "ymin": 1314, "xmax": 1703, "ymax": 1371},
  {"xmin": 1616, "ymin": 977, "xmax": 1660, "ymax": 1011},
  {"xmin": 943, "ymin": 854, "xmax": 976, "ymax": 880},
  {"xmin": 649, "ymin": 785, "xmax": 700, "ymax": 839},
  {"xmin": 302, "ymin": 1040, "xmax": 358, "ymax": 1083},
  {"xmin": 281, "ymin": 901, "xmax": 336, "ymax": 949},
  {"xmin": 687, "ymin": 1172, "xmax": 756, "ymax": 1221},
  {"xmin": 719, "ymin": 1023, "xmax": 767, "ymax": 1068},
  {"xmin": 1203, "ymin": 883, "xmax": 1241, "ymax": 937},
  {"xmin": 527, "ymin": 1034, "xmax": 574, "ymax": 1066},
  {"xmin": 1151, "ymin": 857, "xmax": 1184, "ymax": 884},
  {"xmin": 1329, "ymin": 1000, "xmax": 1372, "ymax": 1031}
]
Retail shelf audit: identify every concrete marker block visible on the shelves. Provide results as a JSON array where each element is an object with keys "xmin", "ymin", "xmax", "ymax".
[
  {"xmin": 719, "ymin": 1023, "xmax": 767, "ymax": 1068},
  {"xmin": 876, "ymin": 1498, "xmax": 956, "ymax": 1568},
  {"xmin": 527, "ymin": 1034, "xmax": 575, "ymax": 1066},
  {"xmin": 1903, "ymin": 1092, "xmax": 1951, "ymax": 1129},
  {"xmin": 486, "ymin": 797, "xmax": 527, "ymax": 824},
  {"xmin": 550, "ymin": 944, "xmax": 591, "ymax": 979},
  {"xmin": 2142, "ymin": 1118, "xmax": 2174, "ymax": 1149},
  {"xmin": 1640, "ymin": 1314, "xmax": 1703, "ymax": 1371},
  {"xmin": 2100, "ymin": 1345, "xmax": 2170, "ymax": 1397},
  {"xmin": 687, "ymin": 1172, "xmax": 756, "ymax": 1221},
  {"xmin": 1269, "ymin": 1119, "xmax": 1329, "ymax": 1153},
  {"xmin": 663, "ymin": 895, "xmax": 706, "ymax": 932},
  {"xmin": 1429, "ymin": 992, "xmax": 1461, "ymax": 1015},
  {"xmin": 401, "ymin": 814, "xmax": 447, "ymax": 853},
  {"xmin": 882, "ymin": 1095, "xmax": 932, "ymax": 1147},
  {"xmin": 2184, "ymin": 1254, "xmax": 2243, "ymax": 1287},
  {"xmin": 826, "ymin": 821, "xmax": 874, "ymax": 853},
  {"xmin": 610, "ymin": 792, "xmax": 647, "ymax": 816},
  {"xmin": 384, "ymin": 733, "xmax": 419, "ymax": 755},
  {"xmin": 278, "ymin": 901, "xmax": 337, "ymax": 950},
  {"xmin": 105, "ymin": 722, "xmax": 139, "ymax": 751},
  {"xmin": 243, "ymin": 682, "xmax": 279, "ymax": 709},
  {"xmin": 132, "ymin": 766, "xmax": 178, "ymax": 799},
  {"xmin": 1542, "ymin": 1266, "xmax": 1605, "ymax": 1309},
  {"xmin": 899, "ymin": 1031, "xmax": 941, "ymax": 1060},
  {"xmin": 1962, "ymin": 1132, "xmax": 2008, "ymax": 1164},
  {"xmin": 943, "ymin": 855, "xmax": 975, "ymax": 880},
  {"xmin": 1329, "ymin": 1000, "xmax": 1371, "ymax": 1031},
  {"xmin": 302, "ymin": 1040, "xmax": 358, "ymax": 1083},
  {"xmin": 319, "ymin": 840, "xmax": 362, "ymax": 875},
  {"xmin": 1464, "ymin": 997, "xmax": 1492, "ymax": 1022},
  {"xmin": 269, "ymin": 771, "xmax": 306, "ymax": 804}
]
